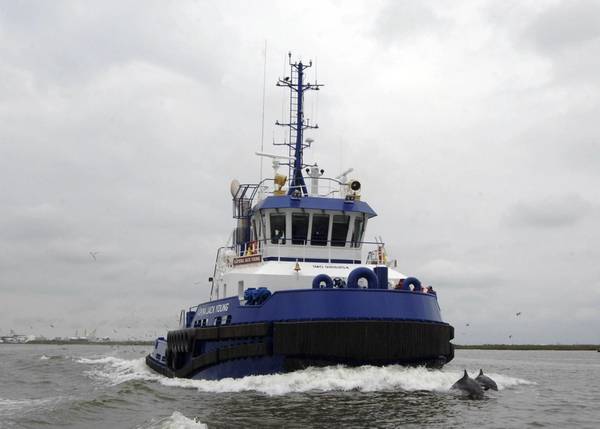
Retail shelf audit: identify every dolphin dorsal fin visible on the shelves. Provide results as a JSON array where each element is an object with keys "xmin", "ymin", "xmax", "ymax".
[
  {"xmin": 479, "ymin": 369, "xmax": 483, "ymax": 376},
  {"xmin": 463, "ymin": 370, "xmax": 468, "ymax": 379}
]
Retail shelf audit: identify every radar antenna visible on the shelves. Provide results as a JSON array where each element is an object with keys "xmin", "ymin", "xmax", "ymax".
[{"xmin": 274, "ymin": 52, "xmax": 323, "ymax": 196}]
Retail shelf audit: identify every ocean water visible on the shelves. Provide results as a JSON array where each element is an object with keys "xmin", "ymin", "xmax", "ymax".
[{"xmin": 0, "ymin": 345, "xmax": 598, "ymax": 428}]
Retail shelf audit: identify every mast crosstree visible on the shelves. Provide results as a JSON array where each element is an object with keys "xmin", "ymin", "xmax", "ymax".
[{"xmin": 275, "ymin": 53, "xmax": 323, "ymax": 196}]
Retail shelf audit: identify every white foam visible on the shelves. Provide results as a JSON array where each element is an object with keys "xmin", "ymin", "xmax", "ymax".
[
  {"xmin": 77, "ymin": 355, "xmax": 533, "ymax": 396},
  {"xmin": 140, "ymin": 411, "xmax": 207, "ymax": 429},
  {"xmin": 76, "ymin": 356, "xmax": 158, "ymax": 385},
  {"xmin": 39, "ymin": 354, "xmax": 50, "ymax": 360}
]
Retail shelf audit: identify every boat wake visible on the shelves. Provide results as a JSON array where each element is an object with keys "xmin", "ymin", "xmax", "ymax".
[{"xmin": 76, "ymin": 356, "xmax": 533, "ymax": 396}]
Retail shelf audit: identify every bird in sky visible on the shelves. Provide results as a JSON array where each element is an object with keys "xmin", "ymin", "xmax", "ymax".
[
  {"xmin": 466, "ymin": 323, "xmax": 470, "ymax": 327},
  {"xmin": 509, "ymin": 335, "xmax": 513, "ymax": 339},
  {"xmin": 89, "ymin": 251, "xmax": 99, "ymax": 261},
  {"xmin": 516, "ymin": 312, "xmax": 522, "ymax": 317}
]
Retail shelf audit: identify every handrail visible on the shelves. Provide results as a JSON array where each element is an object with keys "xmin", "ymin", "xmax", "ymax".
[
  {"xmin": 231, "ymin": 238, "xmax": 384, "ymax": 258},
  {"xmin": 252, "ymin": 176, "xmax": 347, "ymax": 199},
  {"xmin": 260, "ymin": 238, "xmax": 383, "ymax": 247}
]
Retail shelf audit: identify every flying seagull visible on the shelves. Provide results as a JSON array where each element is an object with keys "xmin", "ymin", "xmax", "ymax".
[
  {"xmin": 89, "ymin": 251, "xmax": 99, "ymax": 261},
  {"xmin": 516, "ymin": 312, "xmax": 522, "ymax": 316}
]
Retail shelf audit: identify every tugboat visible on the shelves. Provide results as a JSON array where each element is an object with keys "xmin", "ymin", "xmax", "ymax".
[{"xmin": 146, "ymin": 54, "xmax": 454, "ymax": 380}]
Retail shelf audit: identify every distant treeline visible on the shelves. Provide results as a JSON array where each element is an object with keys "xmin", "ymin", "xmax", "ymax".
[{"xmin": 455, "ymin": 344, "xmax": 600, "ymax": 351}]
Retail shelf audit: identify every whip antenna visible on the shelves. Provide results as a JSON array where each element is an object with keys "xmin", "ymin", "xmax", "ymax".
[{"xmin": 259, "ymin": 40, "xmax": 267, "ymax": 181}]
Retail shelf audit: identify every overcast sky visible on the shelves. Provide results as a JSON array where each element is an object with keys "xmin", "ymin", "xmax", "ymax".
[{"xmin": 1, "ymin": 0, "xmax": 599, "ymax": 344}]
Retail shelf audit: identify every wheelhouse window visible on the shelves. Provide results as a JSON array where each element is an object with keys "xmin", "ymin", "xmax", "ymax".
[
  {"xmin": 331, "ymin": 215, "xmax": 350, "ymax": 247},
  {"xmin": 311, "ymin": 214, "xmax": 330, "ymax": 246},
  {"xmin": 270, "ymin": 213, "xmax": 286, "ymax": 244},
  {"xmin": 351, "ymin": 215, "xmax": 365, "ymax": 247},
  {"xmin": 292, "ymin": 213, "xmax": 310, "ymax": 245}
]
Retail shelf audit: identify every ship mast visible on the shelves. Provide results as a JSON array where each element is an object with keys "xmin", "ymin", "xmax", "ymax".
[{"xmin": 275, "ymin": 53, "xmax": 323, "ymax": 196}]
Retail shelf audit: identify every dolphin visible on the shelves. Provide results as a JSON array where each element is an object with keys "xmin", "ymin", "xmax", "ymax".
[
  {"xmin": 451, "ymin": 370, "xmax": 484, "ymax": 399},
  {"xmin": 475, "ymin": 369, "xmax": 498, "ymax": 391}
]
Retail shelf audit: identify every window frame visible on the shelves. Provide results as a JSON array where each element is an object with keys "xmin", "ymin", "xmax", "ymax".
[
  {"xmin": 310, "ymin": 213, "xmax": 330, "ymax": 246},
  {"xmin": 291, "ymin": 212, "xmax": 310, "ymax": 245}
]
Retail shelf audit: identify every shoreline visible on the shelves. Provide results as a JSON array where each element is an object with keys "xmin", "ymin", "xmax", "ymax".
[
  {"xmin": 1, "ymin": 340, "xmax": 154, "ymax": 346},
  {"xmin": 1, "ymin": 341, "xmax": 598, "ymax": 350},
  {"xmin": 455, "ymin": 344, "xmax": 600, "ymax": 351}
]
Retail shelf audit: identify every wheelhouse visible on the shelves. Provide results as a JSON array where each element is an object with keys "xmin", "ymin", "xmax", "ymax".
[{"xmin": 241, "ymin": 195, "xmax": 376, "ymax": 264}]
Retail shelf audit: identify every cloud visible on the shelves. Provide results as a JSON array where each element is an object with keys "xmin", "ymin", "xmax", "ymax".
[
  {"xmin": 0, "ymin": 1, "xmax": 229, "ymax": 86},
  {"xmin": 524, "ymin": 0, "xmax": 600, "ymax": 52},
  {"xmin": 519, "ymin": 0, "xmax": 600, "ymax": 85},
  {"xmin": 417, "ymin": 258, "xmax": 502, "ymax": 288},
  {"xmin": 1, "ymin": 0, "xmax": 600, "ymax": 344},
  {"xmin": 371, "ymin": 0, "xmax": 447, "ymax": 44},
  {"xmin": 505, "ymin": 193, "xmax": 592, "ymax": 228}
]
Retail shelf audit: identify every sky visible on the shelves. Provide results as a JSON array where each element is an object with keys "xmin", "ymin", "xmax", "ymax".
[{"xmin": 1, "ymin": 0, "xmax": 599, "ymax": 344}]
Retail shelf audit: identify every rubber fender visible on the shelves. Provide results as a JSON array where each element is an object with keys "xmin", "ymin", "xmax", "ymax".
[
  {"xmin": 180, "ymin": 332, "xmax": 186, "ymax": 352},
  {"xmin": 312, "ymin": 273, "xmax": 334, "ymax": 289},
  {"xmin": 347, "ymin": 267, "xmax": 378, "ymax": 289},
  {"xmin": 403, "ymin": 276, "xmax": 422, "ymax": 291},
  {"xmin": 184, "ymin": 332, "xmax": 192, "ymax": 352}
]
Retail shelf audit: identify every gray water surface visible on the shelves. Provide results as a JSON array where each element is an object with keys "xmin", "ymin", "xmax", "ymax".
[{"xmin": 1, "ymin": 345, "xmax": 598, "ymax": 428}]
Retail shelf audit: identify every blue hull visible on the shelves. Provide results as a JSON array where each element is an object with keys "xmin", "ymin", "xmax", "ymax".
[{"xmin": 147, "ymin": 288, "xmax": 454, "ymax": 379}]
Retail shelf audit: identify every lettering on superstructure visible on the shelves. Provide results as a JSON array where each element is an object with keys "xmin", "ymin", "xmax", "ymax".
[
  {"xmin": 198, "ymin": 303, "xmax": 230, "ymax": 316},
  {"xmin": 312, "ymin": 264, "xmax": 349, "ymax": 270}
]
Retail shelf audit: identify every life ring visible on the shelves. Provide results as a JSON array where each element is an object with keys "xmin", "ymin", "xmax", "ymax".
[
  {"xmin": 403, "ymin": 276, "xmax": 422, "ymax": 291},
  {"xmin": 312, "ymin": 273, "xmax": 334, "ymax": 289},
  {"xmin": 347, "ymin": 267, "xmax": 378, "ymax": 289}
]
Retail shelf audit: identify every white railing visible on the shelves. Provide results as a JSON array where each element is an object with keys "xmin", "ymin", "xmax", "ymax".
[{"xmin": 255, "ymin": 176, "xmax": 352, "ymax": 199}]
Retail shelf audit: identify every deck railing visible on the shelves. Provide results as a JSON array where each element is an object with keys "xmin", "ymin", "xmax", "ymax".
[
  {"xmin": 233, "ymin": 238, "xmax": 388, "ymax": 265},
  {"xmin": 254, "ymin": 176, "xmax": 352, "ymax": 201}
]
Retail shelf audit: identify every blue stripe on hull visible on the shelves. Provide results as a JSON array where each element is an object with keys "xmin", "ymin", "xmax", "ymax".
[{"xmin": 192, "ymin": 288, "xmax": 445, "ymax": 327}]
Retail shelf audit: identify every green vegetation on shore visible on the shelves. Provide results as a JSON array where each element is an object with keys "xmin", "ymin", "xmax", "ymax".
[{"xmin": 455, "ymin": 344, "xmax": 600, "ymax": 351}]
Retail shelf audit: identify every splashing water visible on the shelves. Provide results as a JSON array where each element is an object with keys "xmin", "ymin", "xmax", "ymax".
[
  {"xmin": 139, "ymin": 411, "xmax": 207, "ymax": 429},
  {"xmin": 76, "ymin": 356, "xmax": 533, "ymax": 396}
]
